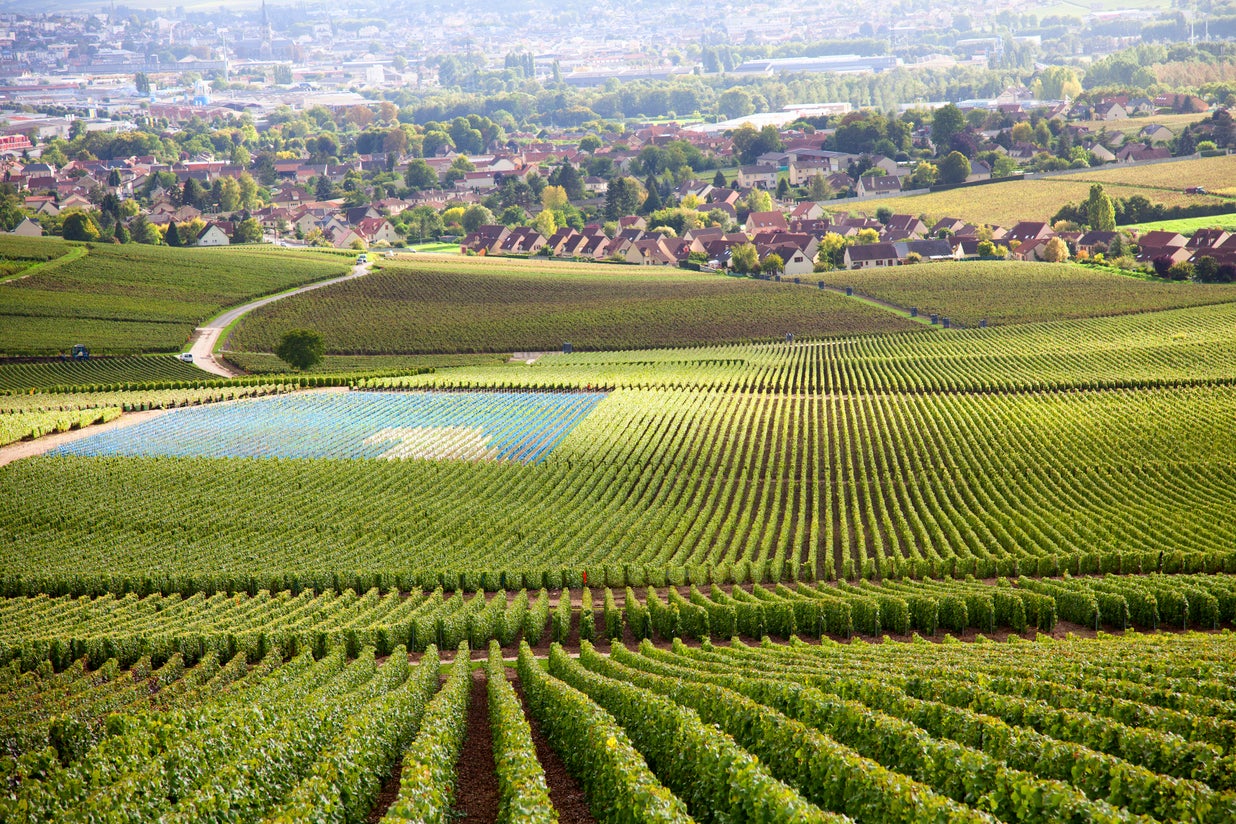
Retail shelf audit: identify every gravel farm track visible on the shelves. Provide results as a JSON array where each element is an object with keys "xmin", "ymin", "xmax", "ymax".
[{"xmin": 188, "ymin": 256, "xmax": 374, "ymax": 376}]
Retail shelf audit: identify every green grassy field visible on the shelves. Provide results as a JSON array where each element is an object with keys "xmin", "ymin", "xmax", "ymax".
[
  {"xmin": 829, "ymin": 155, "xmax": 1236, "ymax": 226},
  {"xmin": 0, "ymin": 239, "xmax": 349, "ymax": 356},
  {"xmin": 224, "ymin": 257, "xmax": 920, "ymax": 355},
  {"xmin": 400, "ymin": 242, "xmax": 460, "ymax": 254}
]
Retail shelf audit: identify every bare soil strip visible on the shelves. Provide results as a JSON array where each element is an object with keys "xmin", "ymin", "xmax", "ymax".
[
  {"xmin": 365, "ymin": 756, "xmax": 405, "ymax": 823},
  {"xmin": 451, "ymin": 671, "xmax": 500, "ymax": 824},
  {"xmin": 513, "ymin": 679, "xmax": 597, "ymax": 824},
  {"xmin": 0, "ymin": 408, "xmax": 172, "ymax": 467}
]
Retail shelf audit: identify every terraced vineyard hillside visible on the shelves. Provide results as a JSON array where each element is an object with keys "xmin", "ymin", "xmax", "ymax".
[{"xmin": 3, "ymin": 246, "xmax": 1236, "ymax": 824}]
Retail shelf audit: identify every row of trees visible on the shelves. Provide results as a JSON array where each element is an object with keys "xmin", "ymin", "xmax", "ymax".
[
  {"xmin": 1053, "ymin": 183, "xmax": 1236, "ymax": 229},
  {"xmin": 55, "ymin": 209, "xmax": 263, "ymax": 246}
]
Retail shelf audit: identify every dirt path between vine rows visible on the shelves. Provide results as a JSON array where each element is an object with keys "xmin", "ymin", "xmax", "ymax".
[
  {"xmin": 513, "ymin": 679, "xmax": 597, "ymax": 824},
  {"xmin": 0, "ymin": 408, "xmax": 172, "ymax": 467},
  {"xmin": 452, "ymin": 671, "xmax": 500, "ymax": 824}
]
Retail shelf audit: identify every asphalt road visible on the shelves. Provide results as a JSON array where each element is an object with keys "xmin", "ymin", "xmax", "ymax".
[{"xmin": 187, "ymin": 258, "xmax": 373, "ymax": 377}]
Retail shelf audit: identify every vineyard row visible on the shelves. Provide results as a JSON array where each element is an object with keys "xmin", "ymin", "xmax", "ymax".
[
  {"xmin": 6, "ymin": 631, "xmax": 1236, "ymax": 824},
  {"xmin": 3, "ymin": 572, "xmax": 1236, "ymax": 673}
]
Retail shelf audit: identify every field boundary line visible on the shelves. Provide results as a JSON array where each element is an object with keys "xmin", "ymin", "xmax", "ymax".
[
  {"xmin": 0, "ymin": 406, "xmax": 172, "ymax": 466},
  {"xmin": 0, "ymin": 244, "xmax": 87, "ymax": 285}
]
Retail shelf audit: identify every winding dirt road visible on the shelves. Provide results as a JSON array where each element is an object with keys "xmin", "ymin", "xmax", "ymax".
[{"xmin": 187, "ymin": 257, "xmax": 373, "ymax": 376}]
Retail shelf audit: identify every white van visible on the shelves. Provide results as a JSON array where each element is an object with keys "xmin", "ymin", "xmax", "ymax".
[{"xmin": 178, "ymin": 352, "xmax": 194, "ymax": 363}]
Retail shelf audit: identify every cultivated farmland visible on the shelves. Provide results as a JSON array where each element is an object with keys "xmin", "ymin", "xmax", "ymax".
[
  {"xmin": 0, "ymin": 239, "xmax": 349, "ymax": 355},
  {"xmin": 834, "ymin": 259, "xmax": 1236, "ymax": 326},
  {"xmin": 224, "ymin": 259, "xmax": 919, "ymax": 355},
  {"xmin": 0, "ymin": 355, "xmax": 208, "ymax": 391},
  {"xmin": 6, "ymin": 372, "xmax": 1236, "ymax": 593},
  {"xmin": 827, "ymin": 154, "xmax": 1236, "ymax": 226},
  {"xmin": 4, "ymin": 242, "xmax": 1236, "ymax": 824}
]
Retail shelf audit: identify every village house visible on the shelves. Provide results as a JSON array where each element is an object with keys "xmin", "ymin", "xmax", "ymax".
[
  {"xmin": 10, "ymin": 217, "xmax": 42, "ymax": 237},
  {"xmin": 461, "ymin": 224, "xmax": 511, "ymax": 255},
  {"xmin": 1135, "ymin": 230, "xmax": 1188, "ymax": 250},
  {"xmin": 894, "ymin": 239, "xmax": 958, "ymax": 262},
  {"xmin": 496, "ymin": 227, "xmax": 547, "ymax": 255},
  {"xmin": 196, "ymin": 223, "xmax": 231, "ymax": 246},
  {"xmin": 856, "ymin": 175, "xmax": 903, "ymax": 197},
  {"xmin": 882, "ymin": 214, "xmax": 929, "ymax": 240},
  {"xmin": 354, "ymin": 217, "xmax": 401, "ymax": 245},
  {"xmin": 1011, "ymin": 237, "xmax": 1054, "ymax": 261},
  {"xmin": 844, "ymin": 242, "xmax": 900, "ymax": 269},
  {"xmin": 789, "ymin": 202, "xmax": 826, "ymax": 221},
  {"xmin": 759, "ymin": 243, "xmax": 814, "ymax": 276},
  {"xmin": 624, "ymin": 236, "xmax": 678, "ymax": 266},
  {"xmin": 736, "ymin": 165, "xmax": 779, "ymax": 189},
  {"xmin": 1076, "ymin": 230, "xmax": 1119, "ymax": 255},
  {"xmin": 1005, "ymin": 221, "xmax": 1055, "ymax": 245},
  {"xmin": 745, "ymin": 210, "xmax": 790, "ymax": 234}
]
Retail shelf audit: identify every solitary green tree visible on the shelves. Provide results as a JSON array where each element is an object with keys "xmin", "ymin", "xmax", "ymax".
[
  {"xmin": 604, "ymin": 177, "xmax": 644, "ymax": 220},
  {"xmin": 61, "ymin": 211, "xmax": 100, "ymax": 241},
  {"xmin": 276, "ymin": 329, "xmax": 325, "ymax": 370},
  {"xmin": 730, "ymin": 242, "xmax": 759, "ymax": 274},
  {"xmin": 233, "ymin": 217, "xmax": 263, "ymax": 244},
  {"xmin": 938, "ymin": 151, "xmax": 972, "ymax": 185},
  {"xmin": 641, "ymin": 176, "xmax": 662, "ymax": 214},
  {"xmin": 461, "ymin": 204, "xmax": 496, "ymax": 233},
  {"xmin": 1086, "ymin": 184, "xmax": 1117, "ymax": 232},
  {"xmin": 931, "ymin": 104, "xmax": 966, "ymax": 151},
  {"xmin": 807, "ymin": 174, "xmax": 832, "ymax": 201}
]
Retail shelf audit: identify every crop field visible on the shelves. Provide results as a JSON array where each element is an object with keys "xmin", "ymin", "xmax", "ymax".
[
  {"xmin": 833, "ymin": 259, "xmax": 1236, "ymax": 326},
  {"xmin": 11, "ymin": 573, "xmax": 1236, "ymax": 672},
  {"xmin": 5, "ymin": 242, "xmax": 1236, "ymax": 824},
  {"xmin": 49, "ymin": 390, "xmax": 607, "ymax": 463},
  {"xmin": 5, "ymin": 376, "xmax": 1236, "ymax": 593},
  {"xmin": 0, "ymin": 238, "xmax": 348, "ymax": 356},
  {"xmin": 373, "ymin": 300, "xmax": 1236, "ymax": 393},
  {"xmin": 1063, "ymin": 111, "xmax": 1209, "ymax": 133},
  {"xmin": 0, "ymin": 235, "xmax": 68, "ymax": 281},
  {"xmin": 222, "ymin": 350, "xmax": 508, "ymax": 375},
  {"xmin": 224, "ymin": 260, "xmax": 919, "ymax": 355},
  {"xmin": 1066, "ymin": 153, "xmax": 1236, "ymax": 190},
  {"xmin": 1123, "ymin": 214, "xmax": 1236, "ymax": 234},
  {"xmin": 0, "ymin": 355, "xmax": 207, "ymax": 391},
  {"xmin": 829, "ymin": 155, "xmax": 1235, "ymax": 225},
  {"xmin": 3, "ymin": 627, "xmax": 1236, "ymax": 824}
]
